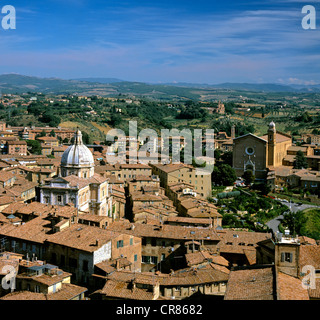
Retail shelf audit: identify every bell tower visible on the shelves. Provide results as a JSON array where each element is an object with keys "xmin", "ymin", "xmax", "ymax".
[{"xmin": 267, "ymin": 121, "xmax": 276, "ymax": 167}]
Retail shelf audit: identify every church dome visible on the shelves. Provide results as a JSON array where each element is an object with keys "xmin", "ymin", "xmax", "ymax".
[
  {"xmin": 61, "ymin": 130, "xmax": 94, "ymax": 168},
  {"xmin": 269, "ymin": 121, "xmax": 276, "ymax": 129}
]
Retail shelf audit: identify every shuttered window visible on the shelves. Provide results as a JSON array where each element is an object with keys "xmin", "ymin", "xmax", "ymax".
[{"xmin": 281, "ymin": 252, "xmax": 292, "ymax": 263}]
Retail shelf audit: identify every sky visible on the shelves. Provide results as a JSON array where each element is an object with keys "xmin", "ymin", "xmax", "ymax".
[{"xmin": 0, "ymin": 0, "xmax": 320, "ymax": 84}]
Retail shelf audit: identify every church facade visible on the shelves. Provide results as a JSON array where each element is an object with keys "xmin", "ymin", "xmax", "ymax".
[
  {"xmin": 39, "ymin": 130, "xmax": 113, "ymax": 217},
  {"xmin": 233, "ymin": 122, "xmax": 292, "ymax": 179}
]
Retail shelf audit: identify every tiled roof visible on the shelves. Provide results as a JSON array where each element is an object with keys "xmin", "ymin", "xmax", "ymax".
[
  {"xmin": 277, "ymin": 271, "xmax": 309, "ymax": 300},
  {"xmin": 1, "ymin": 202, "xmax": 77, "ymax": 219},
  {"xmin": 17, "ymin": 269, "xmax": 72, "ymax": 286},
  {"xmin": 307, "ymin": 279, "xmax": 320, "ymax": 299},
  {"xmin": 166, "ymin": 216, "xmax": 213, "ymax": 225},
  {"xmin": 0, "ymin": 283, "xmax": 87, "ymax": 300},
  {"xmin": 47, "ymin": 223, "xmax": 121, "ymax": 252},
  {"xmin": 185, "ymin": 250, "xmax": 229, "ymax": 268},
  {"xmin": 0, "ymin": 291, "xmax": 48, "ymax": 300},
  {"xmin": 224, "ymin": 267, "xmax": 275, "ymax": 300},
  {"xmin": 97, "ymin": 279, "xmax": 156, "ymax": 300},
  {"xmin": 47, "ymin": 283, "xmax": 87, "ymax": 300},
  {"xmin": 260, "ymin": 132, "xmax": 291, "ymax": 143},
  {"xmin": 95, "ymin": 257, "xmax": 132, "ymax": 274},
  {"xmin": 151, "ymin": 163, "xmax": 192, "ymax": 173},
  {"xmin": 107, "ymin": 221, "xmax": 220, "ymax": 242},
  {"xmin": 299, "ymin": 245, "xmax": 320, "ymax": 269},
  {"xmin": 107, "ymin": 264, "xmax": 229, "ymax": 287},
  {"xmin": 0, "ymin": 171, "xmax": 15, "ymax": 182},
  {"xmin": 0, "ymin": 215, "xmax": 51, "ymax": 243},
  {"xmin": 217, "ymin": 229, "xmax": 272, "ymax": 257}
]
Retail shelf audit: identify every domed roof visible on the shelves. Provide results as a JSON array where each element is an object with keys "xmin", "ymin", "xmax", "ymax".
[
  {"xmin": 269, "ymin": 121, "xmax": 276, "ymax": 129},
  {"xmin": 61, "ymin": 130, "xmax": 94, "ymax": 167}
]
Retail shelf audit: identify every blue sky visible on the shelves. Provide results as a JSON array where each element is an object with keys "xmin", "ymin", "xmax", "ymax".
[{"xmin": 0, "ymin": 0, "xmax": 319, "ymax": 84}]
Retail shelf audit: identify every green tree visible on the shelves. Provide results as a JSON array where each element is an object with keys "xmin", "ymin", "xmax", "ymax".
[
  {"xmin": 212, "ymin": 164, "xmax": 237, "ymax": 186},
  {"xmin": 281, "ymin": 211, "xmax": 307, "ymax": 237},
  {"xmin": 293, "ymin": 150, "xmax": 308, "ymax": 169},
  {"xmin": 242, "ymin": 170, "xmax": 255, "ymax": 186},
  {"xmin": 27, "ymin": 140, "xmax": 42, "ymax": 155},
  {"xmin": 221, "ymin": 151, "xmax": 233, "ymax": 166},
  {"xmin": 109, "ymin": 113, "xmax": 122, "ymax": 127}
]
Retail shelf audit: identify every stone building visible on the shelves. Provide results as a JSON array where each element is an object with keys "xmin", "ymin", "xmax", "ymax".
[
  {"xmin": 39, "ymin": 130, "xmax": 114, "ymax": 217},
  {"xmin": 151, "ymin": 163, "xmax": 212, "ymax": 199},
  {"xmin": 233, "ymin": 122, "xmax": 292, "ymax": 179},
  {"xmin": 107, "ymin": 220, "xmax": 220, "ymax": 272},
  {"xmin": 46, "ymin": 223, "xmax": 141, "ymax": 286}
]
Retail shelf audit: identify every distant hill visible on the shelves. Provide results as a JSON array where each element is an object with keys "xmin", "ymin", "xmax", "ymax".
[
  {"xmin": 163, "ymin": 81, "xmax": 300, "ymax": 92},
  {"xmin": 73, "ymin": 77, "xmax": 125, "ymax": 84},
  {"xmin": 0, "ymin": 74, "xmax": 319, "ymax": 99}
]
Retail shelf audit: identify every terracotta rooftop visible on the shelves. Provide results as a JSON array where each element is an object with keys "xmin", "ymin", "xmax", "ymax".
[
  {"xmin": 260, "ymin": 132, "xmax": 291, "ymax": 143},
  {"xmin": 165, "ymin": 216, "xmax": 213, "ymax": 226},
  {"xmin": 0, "ymin": 171, "xmax": 15, "ymax": 182},
  {"xmin": 0, "ymin": 215, "xmax": 52, "ymax": 243},
  {"xmin": 185, "ymin": 250, "xmax": 229, "ymax": 270},
  {"xmin": 217, "ymin": 230, "xmax": 272, "ymax": 263},
  {"xmin": 17, "ymin": 267, "xmax": 72, "ymax": 287},
  {"xmin": 107, "ymin": 221, "xmax": 220, "ymax": 242},
  {"xmin": 7, "ymin": 140, "xmax": 27, "ymax": 145},
  {"xmin": 224, "ymin": 267, "xmax": 275, "ymax": 300},
  {"xmin": 152, "ymin": 163, "xmax": 193, "ymax": 173},
  {"xmin": 0, "ymin": 283, "xmax": 87, "ymax": 300},
  {"xmin": 299, "ymin": 245, "xmax": 320, "ymax": 269},
  {"xmin": 2, "ymin": 202, "xmax": 77, "ymax": 219},
  {"xmin": 107, "ymin": 264, "xmax": 229, "ymax": 287},
  {"xmin": 95, "ymin": 257, "xmax": 132, "ymax": 275},
  {"xmin": 277, "ymin": 271, "xmax": 309, "ymax": 300},
  {"xmin": 97, "ymin": 279, "xmax": 156, "ymax": 300},
  {"xmin": 47, "ymin": 223, "xmax": 122, "ymax": 252}
]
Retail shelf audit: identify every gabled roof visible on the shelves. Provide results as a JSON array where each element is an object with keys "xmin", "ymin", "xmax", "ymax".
[{"xmin": 233, "ymin": 133, "xmax": 267, "ymax": 143}]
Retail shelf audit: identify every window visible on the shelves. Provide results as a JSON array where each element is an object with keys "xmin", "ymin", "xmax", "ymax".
[
  {"xmin": 151, "ymin": 256, "xmax": 158, "ymax": 264},
  {"xmin": 57, "ymin": 195, "xmax": 62, "ymax": 203},
  {"xmin": 134, "ymin": 254, "xmax": 137, "ymax": 262},
  {"xmin": 130, "ymin": 238, "xmax": 133, "ymax": 246},
  {"xmin": 35, "ymin": 285, "xmax": 40, "ymax": 293},
  {"xmin": 151, "ymin": 238, "xmax": 157, "ymax": 247},
  {"xmin": 117, "ymin": 240, "xmax": 124, "ymax": 248},
  {"xmin": 142, "ymin": 256, "xmax": 151, "ymax": 264},
  {"xmin": 246, "ymin": 147, "xmax": 254, "ymax": 155},
  {"xmin": 281, "ymin": 252, "xmax": 293, "ymax": 263},
  {"xmin": 82, "ymin": 260, "xmax": 89, "ymax": 272}
]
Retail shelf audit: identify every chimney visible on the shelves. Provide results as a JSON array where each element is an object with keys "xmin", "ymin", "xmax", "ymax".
[
  {"xmin": 129, "ymin": 279, "xmax": 136, "ymax": 291},
  {"xmin": 116, "ymin": 259, "xmax": 121, "ymax": 271}
]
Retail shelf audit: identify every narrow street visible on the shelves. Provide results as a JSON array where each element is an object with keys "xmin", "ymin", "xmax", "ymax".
[{"xmin": 266, "ymin": 200, "xmax": 320, "ymax": 235}]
